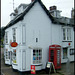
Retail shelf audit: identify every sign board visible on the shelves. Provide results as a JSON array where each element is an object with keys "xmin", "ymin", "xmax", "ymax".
[
  {"xmin": 31, "ymin": 65, "xmax": 36, "ymax": 74},
  {"xmin": 10, "ymin": 42, "xmax": 18, "ymax": 47},
  {"xmin": 47, "ymin": 62, "xmax": 52, "ymax": 68},
  {"xmin": 46, "ymin": 62, "xmax": 56, "ymax": 73}
]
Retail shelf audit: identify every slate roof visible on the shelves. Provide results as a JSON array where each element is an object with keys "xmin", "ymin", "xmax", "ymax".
[{"xmin": 4, "ymin": 0, "xmax": 74, "ymax": 30}]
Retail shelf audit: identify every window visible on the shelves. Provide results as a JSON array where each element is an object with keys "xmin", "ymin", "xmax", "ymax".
[
  {"xmin": 6, "ymin": 49, "xmax": 9, "ymax": 59},
  {"xmin": 63, "ymin": 48, "xmax": 67, "ymax": 59},
  {"xmin": 12, "ymin": 28, "xmax": 16, "ymax": 42},
  {"xmin": 12, "ymin": 49, "xmax": 17, "ymax": 63},
  {"xmin": 67, "ymin": 28, "xmax": 71, "ymax": 40},
  {"xmin": 22, "ymin": 25, "xmax": 26, "ymax": 44},
  {"xmin": 63, "ymin": 28, "xmax": 71, "ymax": 41},
  {"xmin": 5, "ymin": 32, "xmax": 8, "ymax": 43},
  {"xmin": 36, "ymin": 38, "xmax": 38, "ymax": 42},
  {"xmin": 70, "ymin": 49, "xmax": 75, "ymax": 55},
  {"xmin": 33, "ymin": 49, "xmax": 42, "ymax": 64}
]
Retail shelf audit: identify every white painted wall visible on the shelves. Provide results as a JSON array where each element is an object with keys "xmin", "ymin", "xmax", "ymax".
[{"xmin": 22, "ymin": 2, "xmax": 52, "ymax": 70}]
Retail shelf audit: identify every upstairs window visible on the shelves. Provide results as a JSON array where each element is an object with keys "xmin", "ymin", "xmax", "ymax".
[
  {"xmin": 63, "ymin": 28, "xmax": 71, "ymax": 41},
  {"xmin": 12, "ymin": 28, "xmax": 16, "ymax": 42},
  {"xmin": 5, "ymin": 32, "xmax": 8, "ymax": 44}
]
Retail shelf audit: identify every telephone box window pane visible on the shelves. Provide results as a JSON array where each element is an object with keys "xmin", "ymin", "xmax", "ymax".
[
  {"xmin": 57, "ymin": 50, "xmax": 60, "ymax": 65},
  {"xmin": 50, "ymin": 50, "xmax": 54, "ymax": 62}
]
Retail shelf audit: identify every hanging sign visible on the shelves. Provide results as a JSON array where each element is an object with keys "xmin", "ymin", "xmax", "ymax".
[
  {"xmin": 31, "ymin": 65, "xmax": 36, "ymax": 74},
  {"xmin": 10, "ymin": 42, "xmax": 18, "ymax": 47}
]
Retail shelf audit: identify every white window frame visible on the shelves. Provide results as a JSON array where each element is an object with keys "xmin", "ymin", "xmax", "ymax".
[
  {"xmin": 5, "ymin": 49, "xmax": 9, "ymax": 59},
  {"xmin": 70, "ymin": 48, "xmax": 75, "ymax": 55},
  {"xmin": 62, "ymin": 27, "xmax": 71, "ymax": 41},
  {"xmin": 12, "ymin": 49, "xmax": 17, "ymax": 64},
  {"xmin": 5, "ymin": 32, "xmax": 8, "ymax": 44},
  {"xmin": 32, "ymin": 49, "xmax": 42, "ymax": 65},
  {"xmin": 12, "ymin": 28, "xmax": 16, "ymax": 42},
  {"xmin": 22, "ymin": 25, "xmax": 26, "ymax": 44}
]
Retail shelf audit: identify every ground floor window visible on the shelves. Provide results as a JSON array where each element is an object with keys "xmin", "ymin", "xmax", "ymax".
[
  {"xmin": 70, "ymin": 49, "xmax": 75, "ymax": 55},
  {"xmin": 63, "ymin": 48, "xmax": 67, "ymax": 59},
  {"xmin": 12, "ymin": 49, "xmax": 17, "ymax": 63},
  {"xmin": 33, "ymin": 49, "xmax": 42, "ymax": 64},
  {"xmin": 6, "ymin": 49, "xmax": 9, "ymax": 59}
]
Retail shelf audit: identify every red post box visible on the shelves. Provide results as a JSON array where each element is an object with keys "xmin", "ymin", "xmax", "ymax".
[{"xmin": 49, "ymin": 45, "xmax": 61, "ymax": 69}]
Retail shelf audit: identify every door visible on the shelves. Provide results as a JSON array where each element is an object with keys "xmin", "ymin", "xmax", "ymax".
[{"xmin": 50, "ymin": 50, "xmax": 54, "ymax": 62}]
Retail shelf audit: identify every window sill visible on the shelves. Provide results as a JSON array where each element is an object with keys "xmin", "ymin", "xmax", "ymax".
[
  {"xmin": 5, "ymin": 59, "xmax": 9, "ymax": 61},
  {"xmin": 5, "ymin": 43, "xmax": 9, "ymax": 45},
  {"xmin": 31, "ymin": 63, "xmax": 42, "ymax": 66},
  {"xmin": 62, "ymin": 40, "xmax": 72, "ymax": 42},
  {"xmin": 12, "ymin": 63, "xmax": 18, "ymax": 65}
]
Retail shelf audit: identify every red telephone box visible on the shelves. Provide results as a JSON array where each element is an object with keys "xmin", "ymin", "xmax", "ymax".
[{"xmin": 49, "ymin": 45, "xmax": 61, "ymax": 69}]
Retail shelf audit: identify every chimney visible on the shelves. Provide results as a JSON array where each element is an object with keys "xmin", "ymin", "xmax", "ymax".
[
  {"xmin": 49, "ymin": 6, "xmax": 62, "ymax": 18},
  {"xmin": 31, "ymin": 0, "xmax": 35, "ymax": 2},
  {"xmin": 49, "ymin": 6, "xmax": 57, "ymax": 11}
]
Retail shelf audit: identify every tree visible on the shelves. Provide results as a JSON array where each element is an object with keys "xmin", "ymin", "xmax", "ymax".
[{"xmin": 0, "ymin": 27, "xmax": 5, "ymax": 47}]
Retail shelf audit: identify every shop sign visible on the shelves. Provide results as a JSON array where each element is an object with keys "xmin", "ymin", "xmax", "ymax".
[
  {"xmin": 11, "ymin": 42, "xmax": 18, "ymax": 47},
  {"xmin": 31, "ymin": 65, "xmax": 36, "ymax": 74}
]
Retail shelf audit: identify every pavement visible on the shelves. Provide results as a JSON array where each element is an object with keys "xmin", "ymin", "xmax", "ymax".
[{"xmin": 1, "ymin": 48, "xmax": 74, "ymax": 75}]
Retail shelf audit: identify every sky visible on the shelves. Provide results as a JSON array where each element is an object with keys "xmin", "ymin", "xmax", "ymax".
[{"xmin": 1, "ymin": 0, "xmax": 74, "ymax": 27}]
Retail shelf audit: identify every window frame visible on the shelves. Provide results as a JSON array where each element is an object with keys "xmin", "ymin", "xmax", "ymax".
[
  {"xmin": 32, "ymin": 49, "xmax": 42, "ymax": 65},
  {"xmin": 70, "ymin": 48, "xmax": 75, "ymax": 55},
  {"xmin": 5, "ymin": 49, "xmax": 9, "ymax": 59},
  {"xmin": 12, "ymin": 28, "xmax": 16, "ymax": 42},
  {"xmin": 62, "ymin": 27, "xmax": 71, "ymax": 41},
  {"xmin": 63, "ymin": 48, "xmax": 68, "ymax": 59},
  {"xmin": 5, "ymin": 32, "xmax": 8, "ymax": 44},
  {"xmin": 12, "ymin": 49, "xmax": 17, "ymax": 64}
]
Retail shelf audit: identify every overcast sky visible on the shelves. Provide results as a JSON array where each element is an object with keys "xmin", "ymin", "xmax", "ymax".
[{"xmin": 1, "ymin": 0, "xmax": 74, "ymax": 27}]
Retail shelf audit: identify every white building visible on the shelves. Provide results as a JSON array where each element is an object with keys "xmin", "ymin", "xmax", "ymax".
[{"xmin": 4, "ymin": 0, "xmax": 74, "ymax": 72}]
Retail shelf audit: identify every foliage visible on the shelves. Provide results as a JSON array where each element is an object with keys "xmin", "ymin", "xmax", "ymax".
[{"xmin": 0, "ymin": 27, "xmax": 5, "ymax": 47}]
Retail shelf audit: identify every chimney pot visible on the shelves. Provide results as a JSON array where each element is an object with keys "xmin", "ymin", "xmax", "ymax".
[
  {"xmin": 49, "ymin": 6, "xmax": 57, "ymax": 11},
  {"xmin": 31, "ymin": 0, "xmax": 34, "ymax": 2}
]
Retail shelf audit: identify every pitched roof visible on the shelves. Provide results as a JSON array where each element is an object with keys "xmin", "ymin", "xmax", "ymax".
[
  {"xmin": 4, "ymin": 0, "xmax": 74, "ymax": 30},
  {"xmin": 4, "ymin": 0, "xmax": 54, "ymax": 30}
]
